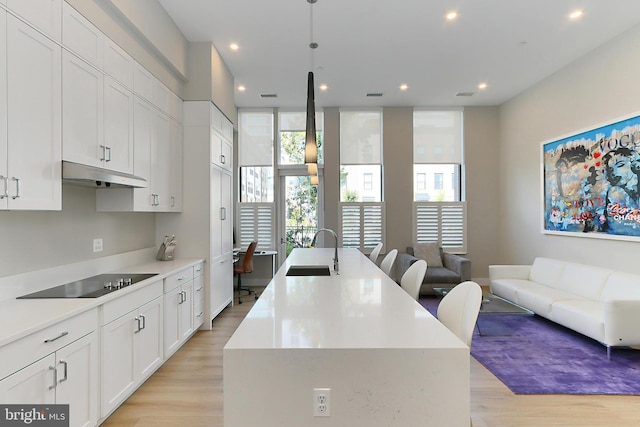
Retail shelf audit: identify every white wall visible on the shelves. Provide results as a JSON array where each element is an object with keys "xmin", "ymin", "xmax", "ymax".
[
  {"xmin": 0, "ymin": 186, "xmax": 155, "ymax": 278},
  {"xmin": 498, "ymin": 23, "xmax": 640, "ymax": 273}
]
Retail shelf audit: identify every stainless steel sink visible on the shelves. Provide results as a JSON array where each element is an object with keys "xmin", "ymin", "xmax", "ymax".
[{"xmin": 286, "ymin": 265, "xmax": 331, "ymax": 276}]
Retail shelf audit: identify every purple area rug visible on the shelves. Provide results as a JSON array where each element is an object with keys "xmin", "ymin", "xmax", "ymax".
[{"xmin": 420, "ymin": 297, "xmax": 640, "ymax": 395}]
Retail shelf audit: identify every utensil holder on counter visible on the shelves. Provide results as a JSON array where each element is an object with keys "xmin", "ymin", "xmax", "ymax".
[{"xmin": 157, "ymin": 235, "xmax": 176, "ymax": 261}]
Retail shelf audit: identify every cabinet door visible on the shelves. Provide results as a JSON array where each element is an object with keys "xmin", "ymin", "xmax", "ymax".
[
  {"xmin": 0, "ymin": 353, "xmax": 56, "ymax": 404},
  {"xmin": 193, "ymin": 275, "xmax": 205, "ymax": 329},
  {"xmin": 163, "ymin": 285, "xmax": 181, "ymax": 357},
  {"xmin": 0, "ymin": 12, "xmax": 8, "ymax": 210},
  {"xmin": 132, "ymin": 97, "xmax": 153, "ymax": 210},
  {"xmin": 221, "ymin": 171, "xmax": 233, "ymax": 253},
  {"xmin": 6, "ymin": 0, "xmax": 62, "ymax": 42},
  {"xmin": 169, "ymin": 119, "xmax": 182, "ymax": 211},
  {"xmin": 179, "ymin": 280, "xmax": 194, "ymax": 342},
  {"xmin": 152, "ymin": 112, "xmax": 171, "ymax": 210},
  {"xmin": 101, "ymin": 312, "xmax": 136, "ymax": 417},
  {"xmin": 210, "ymin": 166, "xmax": 223, "ymax": 259},
  {"xmin": 220, "ymin": 137, "xmax": 232, "ymax": 172},
  {"xmin": 210, "ymin": 130, "xmax": 223, "ymax": 167},
  {"xmin": 6, "ymin": 15, "xmax": 61, "ymax": 210},
  {"xmin": 56, "ymin": 333, "xmax": 98, "ymax": 427},
  {"xmin": 135, "ymin": 297, "xmax": 163, "ymax": 381},
  {"xmin": 104, "ymin": 76, "xmax": 134, "ymax": 174},
  {"xmin": 210, "ymin": 253, "xmax": 233, "ymax": 322},
  {"xmin": 62, "ymin": 1, "xmax": 102, "ymax": 69},
  {"xmin": 62, "ymin": 50, "xmax": 103, "ymax": 168}
]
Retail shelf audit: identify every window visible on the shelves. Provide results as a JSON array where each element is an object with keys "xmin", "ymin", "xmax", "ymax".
[
  {"xmin": 340, "ymin": 110, "xmax": 382, "ymax": 202},
  {"xmin": 238, "ymin": 110, "xmax": 276, "ymax": 249},
  {"xmin": 413, "ymin": 110, "xmax": 463, "ymax": 201},
  {"xmin": 339, "ymin": 110, "xmax": 384, "ymax": 251},
  {"xmin": 279, "ymin": 111, "xmax": 323, "ymax": 165},
  {"xmin": 413, "ymin": 202, "xmax": 466, "ymax": 253},
  {"xmin": 340, "ymin": 203, "xmax": 385, "ymax": 251},
  {"xmin": 363, "ymin": 173, "xmax": 373, "ymax": 190},
  {"xmin": 413, "ymin": 110, "xmax": 465, "ymax": 252},
  {"xmin": 434, "ymin": 173, "xmax": 443, "ymax": 190}
]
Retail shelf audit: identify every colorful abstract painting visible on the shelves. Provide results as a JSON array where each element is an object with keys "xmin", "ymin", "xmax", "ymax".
[{"xmin": 542, "ymin": 113, "xmax": 640, "ymax": 239}]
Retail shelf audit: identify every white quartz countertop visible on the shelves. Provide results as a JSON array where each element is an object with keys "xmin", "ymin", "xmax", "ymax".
[
  {"xmin": 225, "ymin": 248, "xmax": 465, "ymax": 350},
  {"xmin": 0, "ymin": 257, "xmax": 204, "ymax": 347}
]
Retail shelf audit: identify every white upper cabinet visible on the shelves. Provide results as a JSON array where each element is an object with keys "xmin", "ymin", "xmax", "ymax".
[
  {"xmin": 62, "ymin": 50, "xmax": 104, "ymax": 169},
  {"xmin": 133, "ymin": 62, "xmax": 154, "ymax": 103},
  {"xmin": 5, "ymin": 0, "xmax": 62, "ymax": 42},
  {"xmin": 104, "ymin": 38, "xmax": 133, "ymax": 89},
  {"xmin": 62, "ymin": 2, "xmax": 102, "ymax": 69},
  {"xmin": 103, "ymin": 76, "xmax": 134, "ymax": 174},
  {"xmin": 0, "ymin": 13, "xmax": 62, "ymax": 210}
]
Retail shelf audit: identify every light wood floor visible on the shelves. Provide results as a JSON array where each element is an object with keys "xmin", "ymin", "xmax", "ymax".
[{"xmin": 101, "ymin": 292, "xmax": 640, "ymax": 427}]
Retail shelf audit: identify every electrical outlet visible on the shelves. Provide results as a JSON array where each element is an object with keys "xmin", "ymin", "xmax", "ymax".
[
  {"xmin": 313, "ymin": 388, "xmax": 330, "ymax": 417},
  {"xmin": 93, "ymin": 238, "xmax": 103, "ymax": 253}
]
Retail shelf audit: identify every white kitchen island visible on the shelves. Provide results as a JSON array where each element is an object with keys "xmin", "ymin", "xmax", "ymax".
[{"xmin": 224, "ymin": 248, "xmax": 470, "ymax": 426}]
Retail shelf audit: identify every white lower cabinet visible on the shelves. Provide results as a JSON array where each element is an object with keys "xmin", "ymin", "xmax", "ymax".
[
  {"xmin": 193, "ymin": 266, "xmax": 205, "ymax": 330},
  {"xmin": 0, "ymin": 309, "xmax": 98, "ymax": 427},
  {"xmin": 100, "ymin": 282, "xmax": 163, "ymax": 418},
  {"xmin": 163, "ymin": 269, "xmax": 194, "ymax": 358}
]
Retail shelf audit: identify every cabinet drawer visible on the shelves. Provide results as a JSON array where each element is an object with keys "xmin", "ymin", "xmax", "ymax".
[
  {"xmin": 101, "ymin": 280, "xmax": 163, "ymax": 325},
  {"xmin": 164, "ymin": 267, "xmax": 194, "ymax": 293},
  {"xmin": 193, "ymin": 262, "xmax": 205, "ymax": 278},
  {"xmin": 0, "ymin": 308, "xmax": 97, "ymax": 380}
]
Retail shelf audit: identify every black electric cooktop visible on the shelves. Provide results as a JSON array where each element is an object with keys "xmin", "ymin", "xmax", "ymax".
[{"xmin": 17, "ymin": 273, "xmax": 158, "ymax": 299}]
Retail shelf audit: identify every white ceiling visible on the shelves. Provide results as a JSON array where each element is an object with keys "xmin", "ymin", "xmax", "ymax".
[{"xmin": 157, "ymin": 0, "xmax": 640, "ymax": 109}]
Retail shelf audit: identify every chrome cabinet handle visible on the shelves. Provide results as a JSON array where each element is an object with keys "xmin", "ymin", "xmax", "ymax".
[
  {"xmin": 220, "ymin": 207, "xmax": 226, "ymax": 220},
  {"xmin": 58, "ymin": 360, "xmax": 68, "ymax": 383},
  {"xmin": 139, "ymin": 314, "xmax": 146, "ymax": 331},
  {"xmin": 100, "ymin": 145, "xmax": 107, "ymax": 161},
  {"xmin": 106, "ymin": 146, "xmax": 112, "ymax": 162},
  {"xmin": 196, "ymin": 286, "xmax": 204, "ymax": 292},
  {"xmin": 48, "ymin": 366, "xmax": 57, "ymax": 390},
  {"xmin": 11, "ymin": 177, "xmax": 20, "ymax": 199},
  {"xmin": 0, "ymin": 175, "xmax": 7, "ymax": 199},
  {"xmin": 196, "ymin": 312, "xmax": 204, "ymax": 318},
  {"xmin": 171, "ymin": 196, "xmax": 175, "ymax": 207},
  {"xmin": 178, "ymin": 291, "xmax": 184, "ymax": 304},
  {"xmin": 44, "ymin": 331, "xmax": 68, "ymax": 343},
  {"xmin": 134, "ymin": 316, "xmax": 141, "ymax": 333},
  {"xmin": 220, "ymin": 154, "xmax": 226, "ymax": 164},
  {"xmin": 154, "ymin": 194, "xmax": 159, "ymax": 206}
]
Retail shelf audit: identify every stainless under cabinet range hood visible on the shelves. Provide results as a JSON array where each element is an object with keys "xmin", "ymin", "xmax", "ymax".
[{"xmin": 62, "ymin": 161, "xmax": 147, "ymax": 188}]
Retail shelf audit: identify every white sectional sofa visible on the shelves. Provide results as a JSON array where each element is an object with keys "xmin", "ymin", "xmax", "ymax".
[{"xmin": 489, "ymin": 257, "xmax": 640, "ymax": 358}]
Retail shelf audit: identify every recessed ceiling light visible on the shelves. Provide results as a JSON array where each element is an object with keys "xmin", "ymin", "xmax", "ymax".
[
  {"xmin": 230, "ymin": 43, "xmax": 239, "ymax": 50},
  {"xmin": 446, "ymin": 11, "xmax": 458, "ymax": 21},
  {"xmin": 400, "ymin": 84, "xmax": 408, "ymax": 91},
  {"xmin": 569, "ymin": 10, "xmax": 583, "ymax": 20},
  {"xmin": 478, "ymin": 82, "xmax": 488, "ymax": 90},
  {"xmin": 237, "ymin": 85, "xmax": 246, "ymax": 92},
  {"xmin": 319, "ymin": 84, "xmax": 328, "ymax": 91}
]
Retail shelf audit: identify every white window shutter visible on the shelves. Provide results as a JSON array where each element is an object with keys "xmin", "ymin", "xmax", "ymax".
[
  {"xmin": 340, "ymin": 202, "xmax": 385, "ymax": 251},
  {"xmin": 236, "ymin": 203, "xmax": 275, "ymax": 250},
  {"xmin": 413, "ymin": 202, "xmax": 466, "ymax": 253}
]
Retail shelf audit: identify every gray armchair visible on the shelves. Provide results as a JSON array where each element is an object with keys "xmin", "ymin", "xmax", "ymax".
[{"xmin": 395, "ymin": 246, "xmax": 471, "ymax": 296}]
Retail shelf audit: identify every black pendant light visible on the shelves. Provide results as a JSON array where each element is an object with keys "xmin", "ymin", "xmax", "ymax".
[{"xmin": 305, "ymin": 0, "xmax": 318, "ymax": 167}]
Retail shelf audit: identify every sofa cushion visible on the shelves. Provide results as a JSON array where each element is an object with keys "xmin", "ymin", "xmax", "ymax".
[
  {"xmin": 515, "ymin": 284, "xmax": 576, "ymax": 317},
  {"xmin": 424, "ymin": 266, "xmax": 459, "ymax": 284},
  {"xmin": 550, "ymin": 299, "xmax": 604, "ymax": 343},
  {"xmin": 413, "ymin": 242, "xmax": 443, "ymax": 268},
  {"xmin": 601, "ymin": 272, "xmax": 640, "ymax": 301},
  {"xmin": 555, "ymin": 263, "xmax": 610, "ymax": 301},
  {"xmin": 529, "ymin": 258, "xmax": 567, "ymax": 288},
  {"xmin": 490, "ymin": 279, "xmax": 534, "ymax": 303}
]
